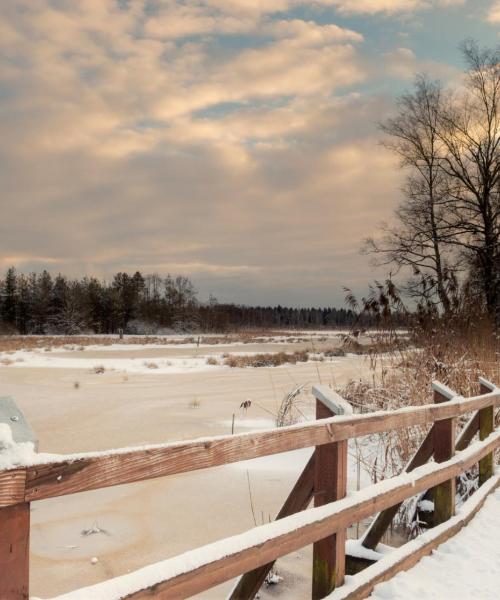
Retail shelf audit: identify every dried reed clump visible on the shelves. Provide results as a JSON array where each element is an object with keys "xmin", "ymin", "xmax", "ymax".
[
  {"xmin": 92, "ymin": 365, "xmax": 105, "ymax": 374},
  {"xmin": 205, "ymin": 356, "xmax": 219, "ymax": 366},
  {"xmin": 276, "ymin": 384, "xmax": 309, "ymax": 427},
  {"xmin": 224, "ymin": 350, "xmax": 309, "ymax": 368},
  {"xmin": 339, "ymin": 324, "xmax": 499, "ymax": 534},
  {"xmin": 143, "ymin": 361, "xmax": 159, "ymax": 369},
  {"xmin": 0, "ymin": 330, "xmax": 316, "ymax": 353}
]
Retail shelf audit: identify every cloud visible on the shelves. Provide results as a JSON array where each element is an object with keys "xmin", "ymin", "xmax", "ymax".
[
  {"xmin": 0, "ymin": 0, "xmax": 463, "ymax": 304},
  {"xmin": 488, "ymin": 1, "xmax": 500, "ymax": 23},
  {"xmin": 325, "ymin": 0, "xmax": 464, "ymax": 15}
]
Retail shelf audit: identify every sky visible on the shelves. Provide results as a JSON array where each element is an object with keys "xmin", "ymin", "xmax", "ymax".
[{"xmin": 0, "ymin": 1, "xmax": 499, "ymax": 307}]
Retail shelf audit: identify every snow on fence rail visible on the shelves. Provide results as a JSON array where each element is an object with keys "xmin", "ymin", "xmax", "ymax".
[{"xmin": 1, "ymin": 380, "xmax": 499, "ymax": 600}]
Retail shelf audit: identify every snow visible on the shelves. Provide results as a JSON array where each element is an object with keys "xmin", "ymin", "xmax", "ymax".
[
  {"xmin": 345, "ymin": 539, "xmax": 392, "ymax": 562},
  {"xmin": 418, "ymin": 499, "xmax": 434, "ymax": 513},
  {"xmin": 368, "ymin": 485, "xmax": 500, "ymax": 599},
  {"xmin": 33, "ymin": 437, "xmax": 500, "ymax": 600},
  {"xmin": 0, "ymin": 348, "xmax": 329, "ymax": 374},
  {"xmin": 1, "ymin": 391, "xmax": 497, "ymax": 475},
  {"xmin": 0, "ymin": 424, "xmax": 40, "ymax": 470},
  {"xmin": 0, "ymin": 350, "xmax": 223, "ymax": 374},
  {"xmin": 328, "ymin": 474, "xmax": 500, "ymax": 600}
]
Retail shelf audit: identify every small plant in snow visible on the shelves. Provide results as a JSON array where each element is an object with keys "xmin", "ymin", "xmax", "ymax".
[
  {"xmin": 265, "ymin": 569, "xmax": 284, "ymax": 586},
  {"xmin": 93, "ymin": 365, "xmax": 105, "ymax": 374},
  {"xmin": 81, "ymin": 522, "xmax": 109, "ymax": 537},
  {"xmin": 276, "ymin": 383, "xmax": 309, "ymax": 427}
]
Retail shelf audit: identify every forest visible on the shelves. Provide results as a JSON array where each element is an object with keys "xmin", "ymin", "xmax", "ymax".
[{"xmin": 0, "ymin": 267, "xmax": 360, "ymax": 334}]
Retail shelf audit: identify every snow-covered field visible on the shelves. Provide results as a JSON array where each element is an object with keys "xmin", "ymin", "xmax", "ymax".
[{"xmin": 0, "ymin": 333, "xmax": 381, "ymax": 599}]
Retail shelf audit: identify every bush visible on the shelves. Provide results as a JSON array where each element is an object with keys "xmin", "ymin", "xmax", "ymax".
[{"xmin": 224, "ymin": 351, "xmax": 309, "ymax": 368}]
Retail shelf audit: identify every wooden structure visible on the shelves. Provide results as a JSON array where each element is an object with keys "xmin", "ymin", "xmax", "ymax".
[{"xmin": 0, "ymin": 378, "xmax": 499, "ymax": 600}]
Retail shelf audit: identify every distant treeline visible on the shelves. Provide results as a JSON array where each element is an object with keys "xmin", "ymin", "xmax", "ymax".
[{"xmin": 0, "ymin": 267, "xmax": 381, "ymax": 335}]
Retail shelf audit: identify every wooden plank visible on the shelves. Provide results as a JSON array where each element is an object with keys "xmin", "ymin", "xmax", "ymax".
[
  {"xmin": 361, "ymin": 425, "xmax": 434, "ymax": 550},
  {"xmin": 479, "ymin": 381, "xmax": 494, "ymax": 485},
  {"xmin": 432, "ymin": 387, "xmax": 456, "ymax": 524},
  {"xmin": 455, "ymin": 412, "xmax": 479, "ymax": 451},
  {"xmin": 229, "ymin": 454, "xmax": 315, "ymax": 599},
  {"xmin": 0, "ymin": 502, "xmax": 30, "ymax": 600},
  {"xmin": 0, "ymin": 469, "xmax": 26, "ymax": 508},
  {"xmin": 20, "ymin": 391, "xmax": 500, "ymax": 505},
  {"xmin": 70, "ymin": 431, "xmax": 500, "ymax": 600},
  {"xmin": 330, "ymin": 474, "xmax": 500, "ymax": 600},
  {"xmin": 363, "ymin": 408, "xmax": 481, "ymax": 551},
  {"xmin": 312, "ymin": 400, "xmax": 347, "ymax": 599}
]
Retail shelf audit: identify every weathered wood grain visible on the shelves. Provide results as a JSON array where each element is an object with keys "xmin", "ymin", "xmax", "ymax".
[
  {"xmin": 479, "ymin": 381, "xmax": 494, "ymax": 485},
  {"xmin": 0, "ymin": 502, "xmax": 30, "ymax": 600},
  {"xmin": 0, "ymin": 469, "xmax": 26, "ymax": 508},
  {"xmin": 20, "ymin": 391, "xmax": 500, "ymax": 505},
  {"xmin": 432, "ymin": 387, "xmax": 456, "ymax": 524},
  {"xmin": 362, "ymin": 424, "xmax": 434, "ymax": 550},
  {"xmin": 109, "ymin": 432, "xmax": 500, "ymax": 600},
  {"xmin": 363, "ymin": 407, "xmax": 482, "ymax": 551},
  {"xmin": 312, "ymin": 400, "xmax": 347, "ymax": 599}
]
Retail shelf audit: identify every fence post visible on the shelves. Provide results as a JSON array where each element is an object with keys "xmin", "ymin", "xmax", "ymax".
[
  {"xmin": 432, "ymin": 382, "xmax": 456, "ymax": 524},
  {"xmin": 0, "ymin": 502, "xmax": 30, "ymax": 600},
  {"xmin": 478, "ymin": 377, "xmax": 495, "ymax": 486},
  {"xmin": 0, "ymin": 397, "xmax": 37, "ymax": 600},
  {"xmin": 311, "ymin": 386, "xmax": 351, "ymax": 600}
]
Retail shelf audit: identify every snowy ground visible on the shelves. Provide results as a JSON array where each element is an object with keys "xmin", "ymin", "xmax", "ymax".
[
  {"xmin": 0, "ymin": 334, "xmax": 382, "ymax": 599},
  {"xmin": 367, "ymin": 485, "xmax": 500, "ymax": 600},
  {"xmin": 0, "ymin": 331, "xmax": 351, "ymax": 374}
]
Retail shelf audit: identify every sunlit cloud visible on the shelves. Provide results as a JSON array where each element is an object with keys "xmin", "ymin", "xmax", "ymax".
[{"xmin": 0, "ymin": 0, "xmax": 479, "ymax": 305}]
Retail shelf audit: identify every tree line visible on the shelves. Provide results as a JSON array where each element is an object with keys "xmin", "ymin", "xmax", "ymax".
[
  {"xmin": 366, "ymin": 41, "xmax": 500, "ymax": 326},
  {"xmin": 0, "ymin": 267, "xmax": 365, "ymax": 334}
]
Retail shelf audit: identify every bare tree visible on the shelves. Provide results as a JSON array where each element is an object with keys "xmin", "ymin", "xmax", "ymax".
[
  {"xmin": 368, "ymin": 41, "xmax": 500, "ymax": 324},
  {"xmin": 435, "ymin": 40, "xmax": 500, "ymax": 323},
  {"xmin": 365, "ymin": 76, "xmax": 458, "ymax": 313}
]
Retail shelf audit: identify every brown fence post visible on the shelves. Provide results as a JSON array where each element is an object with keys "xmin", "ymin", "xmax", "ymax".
[
  {"xmin": 311, "ymin": 386, "xmax": 351, "ymax": 600},
  {"xmin": 0, "ymin": 502, "xmax": 30, "ymax": 600},
  {"xmin": 432, "ymin": 382, "xmax": 456, "ymax": 525},
  {"xmin": 478, "ymin": 377, "xmax": 495, "ymax": 486}
]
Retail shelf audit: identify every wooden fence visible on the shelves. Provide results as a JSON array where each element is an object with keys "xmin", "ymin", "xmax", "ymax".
[{"xmin": 1, "ymin": 378, "xmax": 499, "ymax": 600}]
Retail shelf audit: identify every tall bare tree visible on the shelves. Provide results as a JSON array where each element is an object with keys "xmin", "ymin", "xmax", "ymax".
[
  {"xmin": 365, "ymin": 76, "xmax": 458, "ymax": 314},
  {"xmin": 369, "ymin": 41, "xmax": 500, "ymax": 323},
  {"xmin": 436, "ymin": 40, "xmax": 500, "ymax": 322}
]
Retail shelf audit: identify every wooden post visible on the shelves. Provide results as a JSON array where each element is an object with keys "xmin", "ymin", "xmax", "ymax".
[
  {"xmin": 229, "ymin": 455, "xmax": 315, "ymax": 599},
  {"xmin": 362, "ymin": 400, "xmax": 480, "ymax": 551},
  {"xmin": 0, "ymin": 502, "xmax": 30, "ymax": 600},
  {"xmin": 432, "ymin": 383, "xmax": 455, "ymax": 524},
  {"xmin": 479, "ymin": 379, "xmax": 495, "ymax": 486},
  {"xmin": 312, "ymin": 387, "xmax": 349, "ymax": 600},
  {"xmin": 362, "ymin": 426, "xmax": 434, "ymax": 550}
]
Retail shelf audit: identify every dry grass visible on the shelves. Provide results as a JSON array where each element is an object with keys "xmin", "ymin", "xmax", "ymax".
[
  {"xmin": 0, "ymin": 331, "xmax": 332, "ymax": 353},
  {"xmin": 223, "ymin": 350, "xmax": 309, "ymax": 368},
  {"xmin": 143, "ymin": 361, "xmax": 159, "ymax": 369},
  {"xmin": 338, "ymin": 322, "xmax": 499, "ymax": 533},
  {"xmin": 92, "ymin": 365, "xmax": 105, "ymax": 374},
  {"xmin": 205, "ymin": 356, "xmax": 219, "ymax": 366}
]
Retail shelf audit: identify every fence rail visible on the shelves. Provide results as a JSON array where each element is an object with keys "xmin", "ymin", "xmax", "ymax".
[{"xmin": 1, "ymin": 378, "xmax": 499, "ymax": 600}]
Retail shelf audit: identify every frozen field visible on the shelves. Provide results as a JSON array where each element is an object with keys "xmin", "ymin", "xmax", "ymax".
[{"xmin": 0, "ymin": 332, "xmax": 378, "ymax": 599}]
